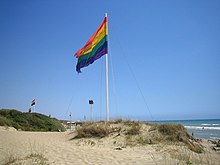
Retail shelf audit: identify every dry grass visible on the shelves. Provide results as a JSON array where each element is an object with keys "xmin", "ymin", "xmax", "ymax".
[
  {"xmin": 73, "ymin": 121, "xmax": 204, "ymax": 154},
  {"xmin": 3, "ymin": 139, "xmax": 48, "ymax": 165},
  {"xmin": 124, "ymin": 121, "xmax": 154, "ymax": 146},
  {"xmin": 156, "ymin": 123, "xmax": 203, "ymax": 153},
  {"xmin": 123, "ymin": 120, "xmax": 140, "ymax": 126},
  {"xmin": 3, "ymin": 153, "xmax": 48, "ymax": 165},
  {"xmin": 157, "ymin": 123, "xmax": 189, "ymax": 141},
  {"xmin": 187, "ymin": 141, "xmax": 203, "ymax": 153},
  {"xmin": 123, "ymin": 122, "xmax": 204, "ymax": 153},
  {"xmin": 111, "ymin": 118, "xmax": 123, "ymax": 124},
  {"xmin": 25, "ymin": 153, "xmax": 48, "ymax": 165},
  {"xmin": 3, "ymin": 154, "xmax": 17, "ymax": 165},
  {"xmin": 75, "ymin": 122, "xmax": 109, "ymax": 138},
  {"xmin": 170, "ymin": 146, "xmax": 215, "ymax": 165},
  {"xmin": 70, "ymin": 120, "xmax": 217, "ymax": 164},
  {"xmin": 125, "ymin": 122, "xmax": 141, "ymax": 135}
]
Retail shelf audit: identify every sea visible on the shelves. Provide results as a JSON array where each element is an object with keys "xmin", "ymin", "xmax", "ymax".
[{"xmin": 153, "ymin": 119, "xmax": 220, "ymax": 140}]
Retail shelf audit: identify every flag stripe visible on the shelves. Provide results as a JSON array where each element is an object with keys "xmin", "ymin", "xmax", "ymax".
[
  {"xmin": 76, "ymin": 41, "xmax": 107, "ymax": 73},
  {"xmin": 74, "ymin": 16, "xmax": 108, "ymax": 73},
  {"xmin": 77, "ymin": 36, "xmax": 107, "ymax": 63},
  {"xmin": 74, "ymin": 17, "xmax": 107, "ymax": 58},
  {"xmin": 80, "ymin": 24, "xmax": 107, "ymax": 55},
  {"xmin": 77, "ymin": 42, "xmax": 107, "ymax": 67}
]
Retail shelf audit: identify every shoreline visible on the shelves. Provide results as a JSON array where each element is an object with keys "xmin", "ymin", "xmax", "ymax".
[{"xmin": 148, "ymin": 119, "xmax": 220, "ymax": 140}]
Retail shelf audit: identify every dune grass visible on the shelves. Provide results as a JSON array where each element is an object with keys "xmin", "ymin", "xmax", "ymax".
[
  {"xmin": 3, "ymin": 153, "xmax": 48, "ymax": 165},
  {"xmin": 125, "ymin": 122, "xmax": 141, "ymax": 135},
  {"xmin": 75, "ymin": 122, "xmax": 109, "ymax": 138},
  {"xmin": 3, "ymin": 139, "xmax": 49, "ymax": 165},
  {"xmin": 157, "ymin": 123, "xmax": 190, "ymax": 142},
  {"xmin": 156, "ymin": 123, "xmax": 203, "ymax": 153},
  {"xmin": 73, "ymin": 120, "xmax": 204, "ymax": 154}
]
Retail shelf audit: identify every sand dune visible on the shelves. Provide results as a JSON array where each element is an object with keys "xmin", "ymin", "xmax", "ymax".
[{"xmin": 0, "ymin": 125, "xmax": 219, "ymax": 165}]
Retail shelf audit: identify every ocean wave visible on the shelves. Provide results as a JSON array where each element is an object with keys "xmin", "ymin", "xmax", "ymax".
[
  {"xmin": 201, "ymin": 123, "xmax": 220, "ymax": 126},
  {"xmin": 184, "ymin": 126, "xmax": 220, "ymax": 130},
  {"xmin": 210, "ymin": 136, "xmax": 220, "ymax": 140}
]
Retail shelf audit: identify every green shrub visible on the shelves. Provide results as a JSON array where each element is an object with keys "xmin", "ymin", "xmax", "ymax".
[
  {"xmin": 0, "ymin": 116, "xmax": 12, "ymax": 126},
  {"xmin": 0, "ymin": 109, "xmax": 65, "ymax": 132}
]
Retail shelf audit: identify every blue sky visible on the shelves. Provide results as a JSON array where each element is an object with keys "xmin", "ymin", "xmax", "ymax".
[{"xmin": 0, "ymin": 0, "xmax": 220, "ymax": 121}]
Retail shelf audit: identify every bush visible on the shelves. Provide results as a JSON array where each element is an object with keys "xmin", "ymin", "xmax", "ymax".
[
  {"xmin": 75, "ymin": 123, "xmax": 109, "ymax": 138},
  {"xmin": 0, "ymin": 116, "xmax": 12, "ymax": 126},
  {"xmin": 123, "ymin": 120, "xmax": 140, "ymax": 126},
  {"xmin": 157, "ymin": 123, "xmax": 189, "ymax": 141},
  {"xmin": 0, "ymin": 109, "xmax": 65, "ymax": 132},
  {"xmin": 157, "ymin": 123, "xmax": 203, "ymax": 153},
  {"xmin": 112, "ymin": 118, "xmax": 123, "ymax": 124},
  {"xmin": 125, "ymin": 123, "xmax": 141, "ymax": 135}
]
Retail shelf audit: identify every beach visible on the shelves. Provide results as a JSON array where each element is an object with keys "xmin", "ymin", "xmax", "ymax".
[{"xmin": 1, "ymin": 124, "xmax": 220, "ymax": 165}]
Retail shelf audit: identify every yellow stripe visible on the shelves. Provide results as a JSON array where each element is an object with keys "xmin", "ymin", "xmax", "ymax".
[{"xmin": 83, "ymin": 23, "xmax": 107, "ymax": 55}]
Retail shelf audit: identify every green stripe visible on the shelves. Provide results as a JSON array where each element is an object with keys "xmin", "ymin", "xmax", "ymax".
[{"xmin": 77, "ymin": 36, "xmax": 107, "ymax": 63}]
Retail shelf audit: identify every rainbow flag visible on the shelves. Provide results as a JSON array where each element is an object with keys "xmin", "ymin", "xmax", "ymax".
[
  {"xmin": 74, "ymin": 16, "xmax": 108, "ymax": 73},
  {"xmin": 31, "ymin": 99, "xmax": 35, "ymax": 106}
]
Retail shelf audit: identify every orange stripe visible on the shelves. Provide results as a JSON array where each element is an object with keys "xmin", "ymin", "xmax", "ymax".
[{"xmin": 75, "ymin": 17, "xmax": 107, "ymax": 58}]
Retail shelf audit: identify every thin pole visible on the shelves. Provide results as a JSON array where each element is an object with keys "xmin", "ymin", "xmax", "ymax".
[
  {"xmin": 90, "ymin": 104, "xmax": 93, "ymax": 121},
  {"xmin": 106, "ymin": 53, "xmax": 109, "ymax": 122},
  {"xmin": 70, "ymin": 113, "xmax": 72, "ymax": 130},
  {"xmin": 34, "ymin": 105, "xmax": 35, "ymax": 113},
  {"xmin": 33, "ymin": 103, "xmax": 35, "ymax": 113},
  {"xmin": 105, "ymin": 13, "xmax": 109, "ymax": 122}
]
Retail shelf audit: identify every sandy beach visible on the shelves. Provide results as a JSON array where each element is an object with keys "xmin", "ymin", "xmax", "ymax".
[{"xmin": 0, "ymin": 125, "xmax": 220, "ymax": 165}]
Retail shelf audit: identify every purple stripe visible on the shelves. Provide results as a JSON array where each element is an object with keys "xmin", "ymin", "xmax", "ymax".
[{"xmin": 76, "ymin": 43, "xmax": 108, "ymax": 73}]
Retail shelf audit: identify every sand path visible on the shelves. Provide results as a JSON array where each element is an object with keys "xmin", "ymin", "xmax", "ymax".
[{"xmin": 0, "ymin": 128, "xmax": 169, "ymax": 165}]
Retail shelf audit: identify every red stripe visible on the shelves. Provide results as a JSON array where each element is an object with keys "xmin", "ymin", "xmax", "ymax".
[{"xmin": 74, "ymin": 17, "xmax": 107, "ymax": 58}]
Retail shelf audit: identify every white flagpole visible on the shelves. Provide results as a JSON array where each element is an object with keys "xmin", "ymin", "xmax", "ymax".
[{"xmin": 105, "ymin": 13, "xmax": 109, "ymax": 122}]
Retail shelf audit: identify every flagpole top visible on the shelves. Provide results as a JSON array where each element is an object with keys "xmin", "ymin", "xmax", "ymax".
[{"xmin": 105, "ymin": 13, "xmax": 108, "ymax": 17}]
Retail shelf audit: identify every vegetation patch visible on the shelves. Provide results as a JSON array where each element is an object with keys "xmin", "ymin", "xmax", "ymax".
[
  {"xmin": 75, "ymin": 122, "xmax": 109, "ymax": 138},
  {"xmin": 71, "ymin": 120, "xmax": 204, "ymax": 154},
  {"xmin": 156, "ymin": 123, "xmax": 203, "ymax": 153},
  {"xmin": 123, "ymin": 120, "xmax": 140, "ymax": 126},
  {"xmin": 3, "ymin": 153, "xmax": 48, "ymax": 165},
  {"xmin": 125, "ymin": 122, "xmax": 141, "ymax": 135},
  {"xmin": 25, "ymin": 153, "xmax": 49, "ymax": 165},
  {"xmin": 111, "ymin": 118, "xmax": 123, "ymax": 124},
  {"xmin": 0, "ymin": 109, "xmax": 65, "ymax": 132},
  {"xmin": 3, "ymin": 154, "xmax": 17, "ymax": 165},
  {"xmin": 157, "ymin": 123, "xmax": 189, "ymax": 141},
  {"xmin": 123, "ymin": 122, "xmax": 204, "ymax": 153}
]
